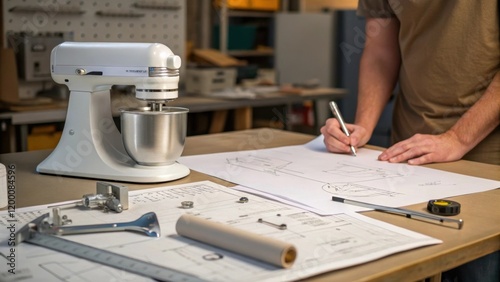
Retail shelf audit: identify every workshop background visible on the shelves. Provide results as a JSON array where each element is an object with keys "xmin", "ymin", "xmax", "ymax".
[{"xmin": 0, "ymin": 0, "xmax": 393, "ymax": 153}]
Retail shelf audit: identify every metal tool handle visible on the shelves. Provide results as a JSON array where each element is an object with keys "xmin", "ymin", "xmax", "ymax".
[
  {"xmin": 49, "ymin": 212, "xmax": 161, "ymax": 237},
  {"xmin": 55, "ymin": 222, "xmax": 133, "ymax": 235},
  {"xmin": 332, "ymin": 196, "xmax": 464, "ymax": 229},
  {"xmin": 391, "ymin": 206, "xmax": 464, "ymax": 229}
]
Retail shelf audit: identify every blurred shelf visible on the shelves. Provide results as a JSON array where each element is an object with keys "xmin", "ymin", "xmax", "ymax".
[
  {"xmin": 227, "ymin": 49, "xmax": 274, "ymax": 56},
  {"xmin": 215, "ymin": 1, "xmax": 280, "ymax": 67},
  {"xmin": 227, "ymin": 10, "xmax": 275, "ymax": 18}
]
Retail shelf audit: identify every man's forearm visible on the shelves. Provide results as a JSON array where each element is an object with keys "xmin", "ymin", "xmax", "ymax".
[
  {"xmin": 355, "ymin": 18, "xmax": 401, "ymax": 136},
  {"xmin": 448, "ymin": 71, "xmax": 500, "ymax": 151}
]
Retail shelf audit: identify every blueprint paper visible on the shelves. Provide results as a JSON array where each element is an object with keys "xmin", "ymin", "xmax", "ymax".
[
  {"xmin": 0, "ymin": 181, "xmax": 440, "ymax": 282},
  {"xmin": 178, "ymin": 136, "xmax": 500, "ymax": 215}
]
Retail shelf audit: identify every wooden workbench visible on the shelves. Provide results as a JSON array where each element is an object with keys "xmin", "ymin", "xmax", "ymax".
[{"xmin": 1, "ymin": 128, "xmax": 498, "ymax": 281}]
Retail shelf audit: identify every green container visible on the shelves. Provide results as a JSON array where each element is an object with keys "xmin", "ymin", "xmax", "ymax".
[{"xmin": 212, "ymin": 25, "xmax": 257, "ymax": 50}]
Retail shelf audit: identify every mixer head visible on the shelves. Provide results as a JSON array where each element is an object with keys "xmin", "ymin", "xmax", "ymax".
[{"xmin": 50, "ymin": 42, "xmax": 182, "ymax": 105}]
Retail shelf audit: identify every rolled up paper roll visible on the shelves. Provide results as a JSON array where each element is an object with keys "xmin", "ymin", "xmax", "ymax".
[{"xmin": 175, "ymin": 214, "xmax": 297, "ymax": 268}]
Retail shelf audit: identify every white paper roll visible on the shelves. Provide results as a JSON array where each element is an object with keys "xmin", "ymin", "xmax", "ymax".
[{"xmin": 175, "ymin": 214, "xmax": 297, "ymax": 268}]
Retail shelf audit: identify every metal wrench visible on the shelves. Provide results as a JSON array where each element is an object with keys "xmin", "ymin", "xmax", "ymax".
[
  {"xmin": 46, "ymin": 212, "xmax": 161, "ymax": 237},
  {"xmin": 16, "ymin": 212, "xmax": 161, "ymax": 244}
]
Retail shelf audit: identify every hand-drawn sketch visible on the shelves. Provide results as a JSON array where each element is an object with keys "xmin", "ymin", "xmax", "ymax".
[
  {"xmin": 322, "ymin": 182, "xmax": 402, "ymax": 198},
  {"xmin": 227, "ymin": 156, "xmax": 298, "ymax": 176},
  {"xmin": 227, "ymin": 154, "xmax": 404, "ymax": 199},
  {"xmin": 179, "ymin": 138, "xmax": 500, "ymax": 214},
  {"xmin": 324, "ymin": 162, "xmax": 403, "ymax": 179}
]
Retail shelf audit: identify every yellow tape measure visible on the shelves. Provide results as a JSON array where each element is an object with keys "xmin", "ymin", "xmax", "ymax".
[{"xmin": 427, "ymin": 199, "xmax": 461, "ymax": 216}]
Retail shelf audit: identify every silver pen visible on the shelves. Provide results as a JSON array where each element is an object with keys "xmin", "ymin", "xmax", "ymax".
[{"xmin": 329, "ymin": 101, "xmax": 357, "ymax": 156}]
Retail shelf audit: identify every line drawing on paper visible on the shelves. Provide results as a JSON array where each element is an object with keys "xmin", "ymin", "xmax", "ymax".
[
  {"xmin": 323, "ymin": 162, "xmax": 403, "ymax": 180},
  {"xmin": 322, "ymin": 183, "xmax": 401, "ymax": 198},
  {"xmin": 226, "ymin": 156, "xmax": 407, "ymax": 198},
  {"xmin": 226, "ymin": 156, "xmax": 299, "ymax": 176}
]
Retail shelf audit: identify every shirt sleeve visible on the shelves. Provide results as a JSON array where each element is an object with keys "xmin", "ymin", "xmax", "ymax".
[{"xmin": 357, "ymin": 0, "xmax": 395, "ymax": 18}]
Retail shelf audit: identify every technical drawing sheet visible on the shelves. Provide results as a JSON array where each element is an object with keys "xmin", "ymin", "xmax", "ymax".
[
  {"xmin": 0, "ymin": 181, "xmax": 440, "ymax": 282},
  {"xmin": 178, "ymin": 136, "xmax": 500, "ymax": 215}
]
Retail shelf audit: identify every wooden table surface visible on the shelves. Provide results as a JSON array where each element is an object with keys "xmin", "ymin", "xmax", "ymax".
[{"xmin": 1, "ymin": 128, "xmax": 499, "ymax": 281}]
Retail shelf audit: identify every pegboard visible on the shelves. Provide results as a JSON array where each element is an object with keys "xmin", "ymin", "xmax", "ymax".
[
  {"xmin": 2, "ymin": 0, "xmax": 185, "ymax": 56},
  {"xmin": 2, "ymin": 0, "xmax": 186, "ymax": 98}
]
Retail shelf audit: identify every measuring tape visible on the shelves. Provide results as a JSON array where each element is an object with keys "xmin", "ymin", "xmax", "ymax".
[
  {"xmin": 27, "ymin": 232, "xmax": 206, "ymax": 282},
  {"xmin": 427, "ymin": 199, "xmax": 461, "ymax": 216}
]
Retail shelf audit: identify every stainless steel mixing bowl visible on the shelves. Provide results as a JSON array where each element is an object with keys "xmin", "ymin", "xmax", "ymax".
[{"xmin": 121, "ymin": 107, "xmax": 188, "ymax": 166}]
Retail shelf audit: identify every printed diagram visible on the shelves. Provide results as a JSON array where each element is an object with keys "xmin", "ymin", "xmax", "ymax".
[
  {"xmin": 227, "ymin": 156, "xmax": 406, "ymax": 198},
  {"xmin": 0, "ymin": 181, "xmax": 441, "ymax": 282}
]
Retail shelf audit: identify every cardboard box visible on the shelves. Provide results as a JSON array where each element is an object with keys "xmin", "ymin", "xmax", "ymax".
[
  {"xmin": 27, "ymin": 125, "xmax": 62, "ymax": 151},
  {"xmin": 249, "ymin": 0, "xmax": 280, "ymax": 10},
  {"xmin": 216, "ymin": 0, "xmax": 280, "ymax": 11},
  {"xmin": 185, "ymin": 68, "xmax": 237, "ymax": 95}
]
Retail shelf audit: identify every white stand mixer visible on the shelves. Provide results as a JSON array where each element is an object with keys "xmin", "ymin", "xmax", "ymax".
[{"xmin": 36, "ymin": 42, "xmax": 190, "ymax": 183}]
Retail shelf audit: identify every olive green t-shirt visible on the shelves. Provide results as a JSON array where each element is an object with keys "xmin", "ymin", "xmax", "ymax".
[{"xmin": 357, "ymin": 0, "xmax": 499, "ymax": 165}]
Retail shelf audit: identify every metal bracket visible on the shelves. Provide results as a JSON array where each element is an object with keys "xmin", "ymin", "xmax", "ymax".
[{"xmin": 48, "ymin": 181, "xmax": 128, "ymax": 213}]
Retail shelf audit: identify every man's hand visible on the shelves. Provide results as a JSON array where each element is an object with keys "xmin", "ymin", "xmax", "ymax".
[
  {"xmin": 320, "ymin": 118, "xmax": 370, "ymax": 154},
  {"xmin": 378, "ymin": 132, "xmax": 468, "ymax": 165}
]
